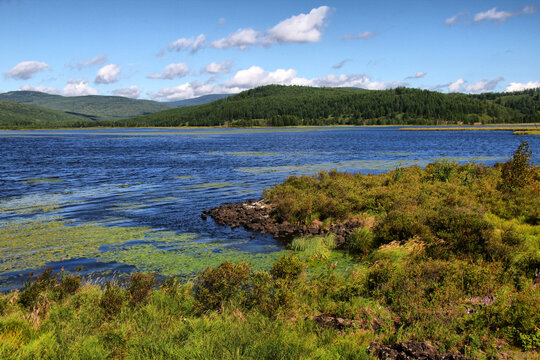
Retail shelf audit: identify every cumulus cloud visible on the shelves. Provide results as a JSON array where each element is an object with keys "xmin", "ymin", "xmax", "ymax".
[
  {"xmin": 506, "ymin": 81, "xmax": 540, "ymax": 92},
  {"xmin": 405, "ymin": 72, "xmax": 426, "ymax": 80},
  {"xmin": 464, "ymin": 77, "xmax": 504, "ymax": 93},
  {"xmin": 201, "ymin": 61, "xmax": 232, "ymax": 74},
  {"xmin": 18, "ymin": 84, "xmax": 60, "ymax": 94},
  {"xmin": 4, "ymin": 61, "xmax": 50, "ymax": 80},
  {"xmin": 432, "ymin": 77, "xmax": 503, "ymax": 93},
  {"xmin": 63, "ymin": 79, "xmax": 98, "ymax": 96},
  {"xmin": 210, "ymin": 28, "xmax": 260, "ymax": 50},
  {"xmin": 153, "ymin": 82, "xmax": 217, "ymax": 101},
  {"xmin": 147, "ymin": 63, "xmax": 190, "ymax": 80},
  {"xmin": 210, "ymin": 6, "xmax": 332, "ymax": 50},
  {"xmin": 112, "ymin": 86, "xmax": 142, "ymax": 98},
  {"xmin": 342, "ymin": 31, "xmax": 375, "ymax": 40},
  {"xmin": 473, "ymin": 5, "xmax": 537, "ymax": 24},
  {"xmin": 222, "ymin": 66, "xmax": 406, "ymax": 92},
  {"xmin": 332, "ymin": 59, "xmax": 351, "ymax": 69},
  {"xmin": 94, "ymin": 64, "xmax": 121, "ymax": 84},
  {"xmin": 77, "ymin": 55, "xmax": 107, "ymax": 70},
  {"xmin": 266, "ymin": 5, "xmax": 331, "ymax": 43},
  {"xmin": 167, "ymin": 34, "xmax": 206, "ymax": 54}
]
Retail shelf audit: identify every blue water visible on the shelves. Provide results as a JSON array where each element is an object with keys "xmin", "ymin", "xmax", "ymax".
[{"xmin": 1, "ymin": 127, "xmax": 538, "ymax": 288}]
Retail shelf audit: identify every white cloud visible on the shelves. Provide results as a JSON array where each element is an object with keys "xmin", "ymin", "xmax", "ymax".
[
  {"xmin": 201, "ymin": 61, "xmax": 232, "ymax": 74},
  {"xmin": 342, "ymin": 31, "xmax": 375, "ymax": 40},
  {"xmin": 147, "ymin": 63, "xmax": 190, "ymax": 80},
  {"xmin": 448, "ymin": 78, "xmax": 466, "ymax": 92},
  {"xmin": 94, "ymin": 64, "xmax": 121, "ymax": 84},
  {"xmin": 405, "ymin": 72, "xmax": 426, "ymax": 80},
  {"xmin": 473, "ymin": 5, "xmax": 537, "ymax": 24},
  {"xmin": 464, "ymin": 77, "xmax": 504, "ymax": 93},
  {"xmin": 332, "ymin": 59, "xmax": 350, "ymax": 69},
  {"xmin": 266, "ymin": 5, "xmax": 331, "ymax": 43},
  {"xmin": 222, "ymin": 66, "xmax": 406, "ymax": 92},
  {"xmin": 168, "ymin": 37, "xmax": 193, "ymax": 51},
  {"xmin": 112, "ymin": 86, "xmax": 142, "ymax": 98},
  {"xmin": 218, "ymin": 17, "xmax": 226, "ymax": 25},
  {"xmin": 63, "ymin": 79, "xmax": 98, "ymax": 96},
  {"xmin": 154, "ymin": 82, "xmax": 217, "ymax": 101},
  {"xmin": 18, "ymin": 84, "xmax": 60, "ymax": 95},
  {"xmin": 433, "ymin": 77, "xmax": 503, "ymax": 93},
  {"xmin": 77, "ymin": 55, "xmax": 107, "ymax": 70},
  {"xmin": 191, "ymin": 34, "xmax": 207, "ymax": 53},
  {"xmin": 505, "ymin": 81, "xmax": 540, "ymax": 92},
  {"xmin": 210, "ymin": 28, "xmax": 260, "ymax": 50},
  {"xmin": 444, "ymin": 12, "xmax": 466, "ymax": 25},
  {"xmin": 167, "ymin": 34, "xmax": 206, "ymax": 53},
  {"xmin": 4, "ymin": 61, "xmax": 50, "ymax": 80},
  {"xmin": 210, "ymin": 6, "xmax": 332, "ymax": 50}
]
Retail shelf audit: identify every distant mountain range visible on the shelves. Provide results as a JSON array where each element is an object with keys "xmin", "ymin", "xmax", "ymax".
[{"xmin": 0, "ymin": 91, "xmax": 232, "ymax": 123}]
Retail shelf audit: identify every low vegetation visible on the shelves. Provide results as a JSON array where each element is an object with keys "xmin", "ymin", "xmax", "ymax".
[{"xmin": 0, "ymin": 142, "xmax": 539, "ymax": 359}]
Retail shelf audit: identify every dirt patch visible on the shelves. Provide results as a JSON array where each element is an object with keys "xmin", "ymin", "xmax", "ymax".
[{"xmin": 368, "ymin": 341, "xmax": 472, "ymax": 360}]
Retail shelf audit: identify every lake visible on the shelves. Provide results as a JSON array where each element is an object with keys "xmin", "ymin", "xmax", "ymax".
[{"xmin": 1, "ymin": 127, "xmax": 539, "ymax": 290}]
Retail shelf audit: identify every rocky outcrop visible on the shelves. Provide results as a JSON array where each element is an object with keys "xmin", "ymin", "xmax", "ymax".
[
  {"xmin": 202, "ymin": 200, "xmax": 363, "ymax": 245},
  {"xmin": 368, "ymin": 341, "xmax": 473, "ymax": 360}
]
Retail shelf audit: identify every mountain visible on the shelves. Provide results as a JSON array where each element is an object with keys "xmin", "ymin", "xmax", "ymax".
[
  {"xmin": 0, "ymin": 91, "xmax": 171, "ymax": 120},
  {"xmin": 0, "ymin": 100, "xmax": 92, "ymax": 127},
  {"xmin": 117, "ymin": 85, "xmax": 540, "ymax": 127},
  {"xmin": 165, "ymin": 94, "xmax": 231, "ymax": 108}
]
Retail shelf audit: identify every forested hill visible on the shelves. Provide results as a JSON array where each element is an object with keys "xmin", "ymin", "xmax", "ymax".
[
  {"xmin": 0, "ymin": 91, "xmax": 171, "ymax": 120},
  {"xmin": 0, "ymin": 100, "xmax": 92, "ymax": 127},
  {"xmin": 116, "ymin": 85, "xmax": 540, "ymax": 127}
]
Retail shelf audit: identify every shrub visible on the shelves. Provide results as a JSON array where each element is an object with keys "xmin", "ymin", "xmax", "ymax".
[
  {"xmin": 347, "ymin": 227, "xmax": 375, "ymax": 255},
  {"xmin": 193, "ymin": 261, "xmax": 251, "ymax": 311},
  {"xmin": 426, "ymin": 161, "xmax": 456, "ymax": 182},
  {"xmin": 500, "ymin": 141, "xmax": 533, "ymax": 192},
  {"xmin": 373, "ymin": 209, "xmax": 431, "ymax": 247},
  {"xmin": 100, "ymin": 281, "xmax": 125, "ymax": 318},
  {"xmin": 127, "ymin": 273, "xmax": 155, "ymax": 307},
  {"xmin": 270, "ymin": 254, "xmax": 305, "ymax": 282},
  {"xmin": 18, "ymin": 269, "xmax": 56, "ymax": 310},
  {"xmin": 58, "ymin": 272, "xmax": 81, "ymax": 299},
  {"xmin": 426, "ymin": 206, "xmax": 493, "ymax": 259}
]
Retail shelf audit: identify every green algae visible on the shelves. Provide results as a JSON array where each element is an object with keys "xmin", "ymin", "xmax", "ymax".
[
  {"xmin": 174, "ymin": 175, "xmax": 196, "ymax": 180},
  {"xmin": 20, "ymin": 178, "xmax": 63, "ymax": 184}
]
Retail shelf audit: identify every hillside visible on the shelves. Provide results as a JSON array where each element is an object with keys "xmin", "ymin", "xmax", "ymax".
[
  {"xmin": 165, "ymin": 94, "xmax": 231, "ymax": 108},
  {"xmin": 0, "ymin": 91, "xmax": 171, "ymax": 120},
  {"xmin": 0, "ymin": 101, "xmax": 92, "ymax": 128},
  {"xmin": 118, "ymin": 85, "xmax": 540, "ymax": 127}
]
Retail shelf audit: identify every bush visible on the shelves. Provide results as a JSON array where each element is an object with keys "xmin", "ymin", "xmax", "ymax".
[
  {"xmin": 426, "ymin": 161, "xmax": 457, "ymax": 182},
  {"xmin": 270, "ymin": 254, "xmax": 305, "ymax": 282},
  {"xmin": 374, "ymin": 209, "xmax": 430, "ymax": 247},
  {"xmin": 347, "ymin": 227, "xmax": 375, "ymax": 255},
  {"xmin": 100, "ymin": 281, "xmax": 125, "ymax": 318},
  {"xmin": 426, "ymin": 206, "xmax": 493, "ymax": 259},
  {"xmin": 193, "ymin": 261, "xmax": 251, "ymax": 311},
  {"xmin": 58, "ymin": 272, "xmax": 81, "ymax": 299},
  {"xmin": 18, "ymin": 269, "xmax": 56, "ymax": 310},
  {"xmin": 500, "ymin": 141, "xmax": 533, "ymax": 192},
  {"xmin": 127, "ymin": 273, "xmax": 155, "ymax": 307}
]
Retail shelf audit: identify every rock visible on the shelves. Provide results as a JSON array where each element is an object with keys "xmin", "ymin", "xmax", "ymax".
[
  {"xmin": 368, "ymin": 341, "xmax": 473, "ymax": 360},
  {"xmin": 203, "ymin": 199, "xmax": 367, "ymax": 245}
]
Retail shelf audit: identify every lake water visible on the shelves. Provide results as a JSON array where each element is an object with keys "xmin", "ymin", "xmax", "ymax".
[{"xmin": 1, "ymin": 127, "xmax": 539, "ymax": 290}]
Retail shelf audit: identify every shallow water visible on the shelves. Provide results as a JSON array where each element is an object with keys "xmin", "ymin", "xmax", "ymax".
[{"xmin": 1, "ymin": 127, "xmax": 538, "ymax": 290}]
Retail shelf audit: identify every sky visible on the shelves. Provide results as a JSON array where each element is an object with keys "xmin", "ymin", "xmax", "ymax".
[{"xmin": 1, "ymin": 0, "xmax": 539, "ymax": 101}]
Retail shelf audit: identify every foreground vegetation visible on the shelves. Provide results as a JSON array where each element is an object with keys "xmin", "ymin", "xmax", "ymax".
[
  {"xmin": 0, "ymin": 143, "xmax": 539, "ymax": 359},
  {"xmin": 1, "ymin": 86, "xmax": 539, "ymax": 129}
]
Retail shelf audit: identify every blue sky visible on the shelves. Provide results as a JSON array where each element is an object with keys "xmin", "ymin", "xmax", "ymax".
[{"xmin": 1, "ymin": 0, "xmax": 539, "ymax": 100}]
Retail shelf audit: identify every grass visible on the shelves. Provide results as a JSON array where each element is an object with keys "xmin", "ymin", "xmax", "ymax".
[{"xmin": 400, "ymin": 126, "xmax": 540, "ymax": 131}]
